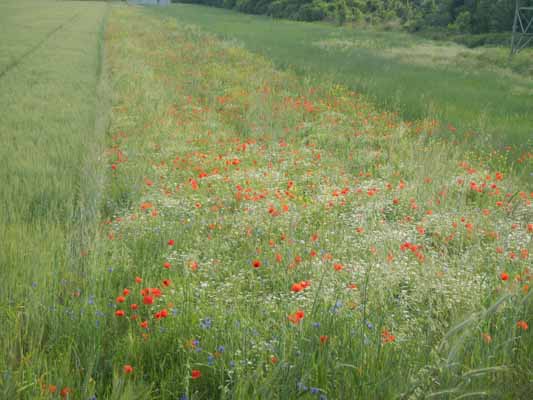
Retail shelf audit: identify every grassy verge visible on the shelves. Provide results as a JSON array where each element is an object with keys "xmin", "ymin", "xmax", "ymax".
[
  {"xmin": 88, "ymin": 5, "xmax": 530, "ymax": 399},
  {"xmin": 148, "ymin": 4, "xmax": 533, "ymax": 161},
  {"xmin": 0, "ymin": 1, "xmax": 109, "ymax": 398}
]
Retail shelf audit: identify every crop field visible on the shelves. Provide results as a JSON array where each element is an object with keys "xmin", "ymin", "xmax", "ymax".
[{"xmin": 1, "ymin": 1, "xmax": 532, "ymax": 400}]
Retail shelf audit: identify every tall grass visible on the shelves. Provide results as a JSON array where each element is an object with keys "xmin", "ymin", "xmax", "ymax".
[
  {"xmin": 149, "ymin": 4, "xmax": 533, "ymax": 158},
  {"xmin": 1, "ymin": 2, "xmax": 531, "ymax": 399},
  {"xmin": 0, "ymin": 1, "xmax": 109, "ymax": 398},
  {"xmin": 86, "ymin": 5, "xmax": 530, "ymax": 399}
]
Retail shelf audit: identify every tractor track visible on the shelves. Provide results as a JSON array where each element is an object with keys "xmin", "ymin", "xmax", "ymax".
[{"xmin": 0, "ymin": 12, "xmax": 80, "ymax": 80}]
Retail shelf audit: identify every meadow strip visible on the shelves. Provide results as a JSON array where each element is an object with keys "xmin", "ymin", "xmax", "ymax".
[{"xmin": 90, "ymin": 5, "xmax": 532, "ymax": 399}]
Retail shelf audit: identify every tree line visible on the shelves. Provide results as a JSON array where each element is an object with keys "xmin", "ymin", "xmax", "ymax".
[{"xmin": 173, "ymin": 0, "xmax": 530, "ymax": 34}]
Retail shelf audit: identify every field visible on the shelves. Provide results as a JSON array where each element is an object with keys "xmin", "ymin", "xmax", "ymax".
[
  {"xmin": 0, "ymin": 0, "xmax": 109, "ymax": 398},
  {"xmin": 151, "ymin": 5, "xmax": 533, "ymax": 165},
  {"xmin": 1, "ymin": 1, "xmax": 532, "ymax": 399}
]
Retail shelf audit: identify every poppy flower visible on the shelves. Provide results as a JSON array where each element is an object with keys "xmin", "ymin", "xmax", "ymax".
[
  {"xmin": 164, "ymin": 262, "xmax": 171, "ymax": 269},
  {"xmin": 130, "ymin": 303, "xmax": 138, "ymax": 310},
  {"xmin": 168, "ymin": 239, "xmax": 175, "ymax": 246},
  {"xmin": 123, "ymin": 364, "xmax": 134, "ymax": 374},
  {"xmin": 291, "ymin": 283, "xmax": 303, "ymax": 293},
  {"xmin": 517, "ymin": 320, "xmax": 529, "ymax": 330},
  {"xmin": 500, "ymin": 272, "xmax": 509, "ymax": 281},
  {"xmin": 191, "ymin": 369, "xmax": 201, "ymax": 379},
  {"xmin": 162, "ymin": 279, "xmax": 171, "ymax": 287},
  {"xmin": 115, "ymin": 310, "xmax": 125, "ymax": 317},
  {"xmin": 334, "ymin": 263, "xmax": 343, "ymax": 271},
  {"xmin": 135, "ymin": 276, "xmax": 143, "ymax": 284},
  {"xmin": 252, "ymin": 259, "xmax": 262, "ymax": 268},
  {"xmin": 60, "ymin": 387, "xmax": 72, "ymax": 398},
  {"xmin": 381, "ymin": 329, "xmax": 396, "ymax": 344},
  {"xmin": 123, "ymin": 288, "xmax": 130, "ymax": 296},
  {"xmin": 320, "ymin": 335, "xmax": 329, "ymax": 344},
  {"xmin": 140, "ymin": 320, "xmax": 148, "ymax": 329},
  {"xmin": 143, "ymin": 295, "xmax": 154, "ymax": 305}
]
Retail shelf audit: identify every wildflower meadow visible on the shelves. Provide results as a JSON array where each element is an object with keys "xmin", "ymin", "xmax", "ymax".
[{"xmin": 1, "ymin": 2, "xmax": 531, "ymax": 399}]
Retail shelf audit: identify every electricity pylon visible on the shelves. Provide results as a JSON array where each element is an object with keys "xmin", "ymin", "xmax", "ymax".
[{"xmin": 511, "ymin": 0, "xmax": 533, "ymax": 55}]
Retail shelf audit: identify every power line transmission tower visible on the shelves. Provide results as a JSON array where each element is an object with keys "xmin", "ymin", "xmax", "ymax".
[{"xmin": 511, "ymin": 0, "xmax": 533, "ymax": 55}]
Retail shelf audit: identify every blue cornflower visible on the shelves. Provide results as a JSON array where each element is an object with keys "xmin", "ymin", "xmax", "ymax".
[{"xmin": 200, "ymin": 317, "xmax": 212, "ymax": 329}]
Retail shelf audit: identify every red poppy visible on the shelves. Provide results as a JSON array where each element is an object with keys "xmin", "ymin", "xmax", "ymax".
[
  {"xmin": 191, "ymin": 369, "xmax": 201, "ymax": 379},
  {"xmin": 168, "ymin": 239, "xmax": 175, "ymax": 246},
  {"xmin": 500, "ymin": 272, "xmax": 509, "ymax": 281},
  {"xmin": 320, "ymin": 335, "xmax": 329, "ymax": 344},
  {"xmin": 123, "ymin": 288, "xmax": 130, "ymax": 296},
  {"xmin": 252, "ymin": 259, "xmax": 262, "ymax": 268},
  {"xmin": 116, "ymin": 296, "xmax": 126, "ymax": 303},
  {"xmin": 291, "ymin": 283, "xmax": 303, "ymax": 293},
  {"xmin": 517, "ymin": 320, "xmax": 529, "ymax": 330},
  {"xmin": 334, "ymin": 263, "xmax": 343, "ymax": 271},
  {"xmin": 130, "ymin": 303, "xmax": 138, "ymax": 310},
  {"xmin": 60, "ymin": 387, "xmax": 72, "ymax": 398},
  {"xmin": 123, "ymin": 364, "xmax": 134, "ymax": 374},
  {"xmin": 143, "ymin": 295, "xmax": 154, "ymax": 305},
  {"xmin": 381, "ymin": 329, "xmax": 396, "ymax": 344},
  {"xmin": 115, "ymin": 310, "xmax": 125, "ymax": 317},
  {"xmin": 140, "ymin": 320, "xmax": 148, "ymax": 329},
  {"xmin": 135, "ymin": 276, "xmax": 143, "ymax": 284},
  {"xmin": 162, "ymin": 279, "xmax": 171, "ymax": 287},
  {"xmin": 164, "ymin": 262, "xmax": 171, "ymax": 269}
]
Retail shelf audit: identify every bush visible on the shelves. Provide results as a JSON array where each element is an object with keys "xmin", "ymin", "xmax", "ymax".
[{"xmin": 298, "ymin": 1, "xmax": 327, "ymax": 22}]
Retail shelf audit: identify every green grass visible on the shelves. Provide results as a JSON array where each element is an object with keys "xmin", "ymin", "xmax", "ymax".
[
  {"xmin": 149, "ymin": 4, "xmax": 533, "ymax": 153},
  {"xmin": 95, "ymin": 6, "xmax": 531, "ymax": 399},
  {"xmin": 0, "ymin": 0, "xmax": 109, "ymax": 397},
  {"xmin": 1, "ymin": 2, "xmax": 532, "ymax": 399}
]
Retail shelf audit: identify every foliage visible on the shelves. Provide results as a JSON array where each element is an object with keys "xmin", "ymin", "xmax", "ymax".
[
  {"xmin": 2, "ymin": 2, "xmax": 532, "ymax": 400},
  {"xmin": 172, "ymin": 0, "xmax": 533, "ymax": 35}
]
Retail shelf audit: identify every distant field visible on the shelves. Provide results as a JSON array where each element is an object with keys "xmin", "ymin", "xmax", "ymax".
[
  {"xmin": 0, "ymin": 0, "xmax": 108, "ymax": 397},
  {"xmin": 150, "ymin": 4, "xmax": 533, "ymax": 152}
]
